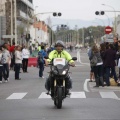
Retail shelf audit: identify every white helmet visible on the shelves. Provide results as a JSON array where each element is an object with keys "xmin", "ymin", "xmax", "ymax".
[{"xmin": 55, "ymin": 40, "xmax": 64, "ymax": 47}]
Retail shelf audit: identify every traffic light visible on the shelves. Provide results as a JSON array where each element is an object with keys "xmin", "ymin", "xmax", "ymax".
[
  {"xmin": 53, "ymin": 12, "xmax": 57, "ymax": 16},
  {"xmin": 58, "ymin": 12, "xmax": 62, "ymax": 16},
  {"xmin": 53, "ymin": 12, "xmax": 62, "ymax": 17},
  {"xmin": 61, "ymin": 24, "xmax": 66, "ymax": 27},
  {"xmin": 95, "ymin": 11, "xmax": 105, "ymax": 15},
  {"xmin": 26, "ymin": 33, "xmax": 30, "ymax": 42},
  {"xmin": 95, "ymin": 11, "xmax": 99, "ymax": 15},
  {"xmin": 101, "ymin": 11, "xmax": 105, "ymax": 15}
]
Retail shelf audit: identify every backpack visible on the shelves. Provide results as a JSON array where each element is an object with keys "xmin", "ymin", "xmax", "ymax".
[
  {"xmin": 38, "ymin": 51, "xmax": 44, "ymax": 63},
  {"xmin": 90, "ymin": 54, "xmax": 97, "ymax": 66}
]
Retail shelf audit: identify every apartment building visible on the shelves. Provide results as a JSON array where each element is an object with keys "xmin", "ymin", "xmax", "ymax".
[
  {"xmin": 116, "ymin": 15, "xmax": 120, "ymax": 38},
  {"xmin": 0, "ymin": 0, "xmax": 34, "ymax": 44}
]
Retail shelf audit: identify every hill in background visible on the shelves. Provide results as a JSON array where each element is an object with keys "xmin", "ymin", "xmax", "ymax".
[{"xmin": 51, "ymin": 18, "xmax": 113, "ymax": 30}]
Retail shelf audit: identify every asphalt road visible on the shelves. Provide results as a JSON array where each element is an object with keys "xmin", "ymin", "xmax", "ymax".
[{"xmin": 0, "ymin": 49, "xmax": 120, "ymax": 120}]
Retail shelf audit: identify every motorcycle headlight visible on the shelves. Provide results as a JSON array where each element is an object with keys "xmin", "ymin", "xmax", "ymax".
[{"xmin": 62, "ymin": 69, "xmax": 68, "ymax": 75}]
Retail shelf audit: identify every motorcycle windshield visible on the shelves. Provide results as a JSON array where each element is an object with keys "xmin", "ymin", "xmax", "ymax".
[
  {"xmin": 56, "ymin": 64, "xmax": 64, "ymax": 69},
  {"xmin": 53, "ymin": 58, "xmax": 66, "ymax": 66},
  {"xmin": 53, "ymin": 58, "xmax": 69, "ymax": 75}
]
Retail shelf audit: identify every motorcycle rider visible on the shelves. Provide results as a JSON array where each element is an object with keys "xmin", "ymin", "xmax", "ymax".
[{"xmin": 45, "ymin": 40, "xmax": 75, "ymax": 95}]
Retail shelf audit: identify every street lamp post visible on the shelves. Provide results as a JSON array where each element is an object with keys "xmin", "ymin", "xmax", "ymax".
[
  {"xmin": 11, "ymin": 0, "xmax": 13, "ymax": 45},
  {"xmin": 14, "ymin": 0, "xmax": 17, "ymax": 44},
  {"xmin": 102, "ymin": 4, "xmax": 116, "ymax": 34},
  {"xmin": 89, "ymin": 29, "xmax": 92, "ymax": 47},
  {"xmin": 34, "ymin": 6, "xmax": 38, "ymax": 41},
  {"xmin": 82, "ymin": 28, "xmax": 85, "ymax": 47},
  {"xmin": 104, "ymin": 14, "xmax": 111, "ymax": 26}
]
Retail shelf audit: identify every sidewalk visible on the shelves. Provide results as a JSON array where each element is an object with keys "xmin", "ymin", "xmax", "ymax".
[{"xmin": 88, "ymin": 80, "xmax": 120, "ymax": 92}]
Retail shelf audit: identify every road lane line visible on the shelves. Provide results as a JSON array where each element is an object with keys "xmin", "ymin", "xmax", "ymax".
[
  {"xmin": 100, "ymin": 92, "xmax": 118, "ymax": 99},
  {"xmin": 77, "ymin": 52, "xmax": 79, "ymax": 62},
  {"xmin": 77, "ymin": 51, "xmax": 90, "ymax": 66},
  {"xmin": 6, "ymin": 93, "xmax": 27, "ymax": 99},
  {"xmin": 70, "ymin": 92, "xmax": 86, "ymax": 98},
  {"xmin": 84, "ymin": 79, "xmax": 90, "ymax": 92}
]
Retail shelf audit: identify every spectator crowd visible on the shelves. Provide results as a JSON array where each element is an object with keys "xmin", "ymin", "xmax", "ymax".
[{"xmin": 88, "ymin": 37, "xmax": 120, "ymax": 87}]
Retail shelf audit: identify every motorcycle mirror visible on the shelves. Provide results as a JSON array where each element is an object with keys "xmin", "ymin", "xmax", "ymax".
[{"xmin": 72, "ymin": 57, "xmax": 77, "ymax": 61}]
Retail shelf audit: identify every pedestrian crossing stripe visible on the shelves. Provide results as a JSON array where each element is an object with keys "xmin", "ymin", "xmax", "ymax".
[
  {"xmin": 38, "ymin": 92, "xmax": 51, "ymax": 98},
  {"xmin": 6, "ymin": 93, "xmax": 27, "ymax": 99},
  {"xmin": 100, "ymin": 92, "xmax": 118, "ymax": 99},
  {"xmin": 70, "ymin": 92, "xmax": 86, "ymax": 98},
  {"xmin": 5, "ymin": 91, "xmax": 120, "ymax": 100}
]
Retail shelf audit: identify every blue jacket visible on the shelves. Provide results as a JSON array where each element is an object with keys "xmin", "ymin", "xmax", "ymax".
[
  {"xmin": 38, "ymin": 50, "xmax": 47, "ymax": 57},
  {"xmin": 38, "ymin": 50, "xmax": 47, "ymax": 61}
]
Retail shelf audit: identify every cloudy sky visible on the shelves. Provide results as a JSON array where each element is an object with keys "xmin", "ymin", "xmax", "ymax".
[{"xmin": 33, "ymin": 0, "xmax": 120, "ymax": 21}]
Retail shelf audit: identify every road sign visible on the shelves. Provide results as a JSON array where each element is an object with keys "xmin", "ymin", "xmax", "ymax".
[
  {"xmin": 106, "ymin": 34, "xmax": 114, "ymax": 43},
  {"xmin": 105, "ymin": 26, "xmax": 112, "ymax": 34}
]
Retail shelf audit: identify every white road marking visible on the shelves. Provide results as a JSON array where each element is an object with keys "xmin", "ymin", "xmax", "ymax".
[
  {"xmin": 70, "ymin": 92, "xmax": 86, "ymax": 98},
  {"xmin": 113, "ymin": 98, "xmax": 120, "ymax": 101},
  {"xmin": 38, "ymin": 92, "xmax": 51, "ymax": 98},
  {"xmin": 5, "ymin": 91, "xmax": 120, "ymax": 99},
  {"xmin": 39, "ymin": 92, "xmax": 86, "ymax": 99},
  {"xmin": 75, "ymin": 65, "xmax": 83, "ymax": 66},
  {"xmin": 77, "ymin": 51, "xmax": 90, "ymax": 66},
  {"xmin": 100, "ymin": 92, "xmax": 118, "ymax": 99},
  {"xmin": 84, "ymin": 79, "xmax": 90, "ymax": 92},
  {"xmin": 6, "ymin": 93, "xmax": 27, "ymax": 99}
]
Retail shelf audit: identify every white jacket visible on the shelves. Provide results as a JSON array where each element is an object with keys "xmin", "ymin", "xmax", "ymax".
[
  {"xmin": 1, "ymin": 49, "xmax": 11, "ymax": 64},
  {"xmin": 22, "ymin": 48, "xmax": 30, "ymax": 59},
  {"xmin": 15, "ymin": 50, "xmax": 22, "ymax": 64},
  {"xmin": 0, "ymin": 53, "xmax": 3, "ymax": 66}
]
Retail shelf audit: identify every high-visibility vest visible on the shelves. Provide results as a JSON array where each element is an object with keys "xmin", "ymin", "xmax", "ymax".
[{"xmin": 38, "ymin": 46, "xmax": 41, "ymax": 51}]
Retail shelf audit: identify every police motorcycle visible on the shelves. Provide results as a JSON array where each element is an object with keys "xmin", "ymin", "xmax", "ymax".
[{"xmin": 46, "ymin": 57, "xmax": 77, "ymax": 109}]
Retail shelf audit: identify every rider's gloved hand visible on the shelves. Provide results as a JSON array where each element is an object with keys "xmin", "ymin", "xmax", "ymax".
[{"xmin": 70, "ymin": 62, "xmax": 75, "ymax": 67}]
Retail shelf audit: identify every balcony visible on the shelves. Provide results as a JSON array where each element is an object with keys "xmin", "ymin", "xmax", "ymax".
[
  {"xmin": 18, "ymin": 0, "xmax": 34, "ymax": 10},
  {"xmin": 17, "ymin": 10, "xmax": 33, "ymax": 23}
]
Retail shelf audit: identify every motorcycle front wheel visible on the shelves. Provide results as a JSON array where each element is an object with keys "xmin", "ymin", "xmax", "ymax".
[{"xmin": 56, "ymin": 87, "xmax": 63, "ymax": 109}]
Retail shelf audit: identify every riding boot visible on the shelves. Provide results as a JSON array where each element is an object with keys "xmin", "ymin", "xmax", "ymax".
[
  {"xmin": 99, "ymin": 77, "xmax": 104, "ymax": 87},
  {"xmin": 65, "ymin": 74, "xmax": 72, "ymax": 89},
  {"xmin": 45, "ymin": 77, "xmax": 50, "ymax": 91}
]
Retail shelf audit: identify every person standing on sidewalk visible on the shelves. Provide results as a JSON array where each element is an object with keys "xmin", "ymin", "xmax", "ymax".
[
  {"xmin": 15, "ymin": 45, "xmax": 22, "ymax": 80},
  {"xmin": 38, "ymin": 46, "xmax": 47, "ymax": 78},
  {"xmin": 0, "ymin": 47, "xmax": 4, "ymax": 83},
  {"xmin": 90, "ymin": 45, "xmax": 104, "ymax": 87},
  {"xmin": 22, "ymin": 46, "xmax": 30, "ymax": 73},
  {"xmin": 87, "ymin": 46, "xmax": 95, "ymax": 82},
  {"xmin": 1, "ymin": 44, "xmax": 11, "ymax": 82},
  {"xmin": 103, "ymin": 44, "xmax": 120, "ymax": 86}
]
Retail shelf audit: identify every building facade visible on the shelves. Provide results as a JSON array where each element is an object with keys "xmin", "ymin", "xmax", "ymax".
[
  {"xmin": 0, "ymin": 0, "xmax": 34, "ymax": 45},
  {"xmin": 116, "ymin": 15, "xmax": 120, "ymax": 38}
]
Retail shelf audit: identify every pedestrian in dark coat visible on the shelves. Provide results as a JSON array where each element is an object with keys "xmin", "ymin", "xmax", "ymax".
[{"xmin": 103, "ymin": 44, "xmax": 120, "ymax": 86}]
